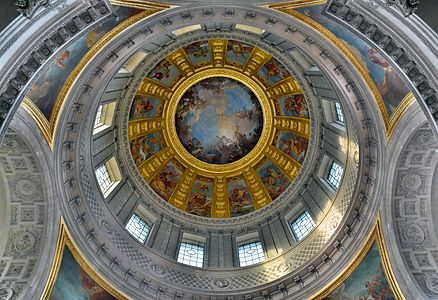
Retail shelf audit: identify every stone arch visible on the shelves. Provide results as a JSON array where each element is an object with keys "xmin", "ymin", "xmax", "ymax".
[
  {"xmin": 384, "ymin": 101, "xmax": 438, "ymax": 299},
  {"xmin": 0, "ymin": 108, "xmax": 58, "ymax": 300}
]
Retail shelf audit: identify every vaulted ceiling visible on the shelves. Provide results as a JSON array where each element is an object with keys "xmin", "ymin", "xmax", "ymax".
[{"xmin": 0, "ymin": 1, "xmax": 437, "ymax": 300}]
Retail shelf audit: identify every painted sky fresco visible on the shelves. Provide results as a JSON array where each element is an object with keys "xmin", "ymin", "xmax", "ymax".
[
  {"xmin": 183, "ymin": 41, "xmax": 211, "ymax": 68},
  {"xmin": 26, "ymin": 7, "xmax": 142, "ymax": 120},
  {"xmin": 130, "ymin": 132, "xmax": 162, "ymax": 166},
  {"xmin": 326, "ymin": 242, "xmax": 395, "ymax": 300},
  {"xmin": 228, "ymin": 176, "xmax": 254, "ymax": 217},
  {"xmin": 50, "ymin": 247, "xmax": 115, "ymax": 300},
  {"xmin": 149, "ymin": 160, "xmax": 182, "ymax": 201},
  {"xmin": 125, "ymin": 40, "xmax": 312, "ymax": 218},
  {"xmin": 129, "ymin": 95, "xmax": 162, "ymax": 120},
  {"xmin": 226, "ymin": 40, "xmax": 254, "ymax": 67},
  {"xmin": 257, "ymin": 57, "xmax": 291, "ymax": 86},
  {"xmin": 276, "ymin": 94, "xmax": 309, "ymax": 118},
  {"xmin": 257, "ymin": 160, "xmax": 290, "ymax": 200},
  {"xmin": 147, "ymin": 59, "xmax": 181, "ymax": 87},
  {"xmin": 188, "ymin": 177, "xmax": 213, "ymax": 217},
  {"xmin": 175, "ymin": 77, "xmax": 263, "ymax": 164},
  {"xmin": 296, "ymin": 5, "xmax": 410, "ymax": 116},
  {"xmin": 276, "ymin": 131, "xmax": 308, "ymax": 164}
]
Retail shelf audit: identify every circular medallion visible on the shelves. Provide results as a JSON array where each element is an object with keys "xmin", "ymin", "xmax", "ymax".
[
  {"xmin": 165, "ymin": 68, "xmax": 274, "ymax": 177},
  {"xmin": 214, "ymin": 278, "xmax": 230, "ymax": 288},
  {"xmin": 14, "ymin": 231, "xmax": 35, "ymax": 253},
  {"xmin": 175, "ymin": 77, "xmax": 263, "ymax": 164},
  {"xmin": 426, "ymin": 276, "xmax": 438, "ymax": 294},
  {"xmin": 401, "ymin": 172, "xmax": 422, "ymax": 191},
  {"xmin": 16, "ymin": 178, "xmax": 37, "ymax": 197},
  {"xmin": 0, "ymin": 287, "xmax": 13, "ymax": 300},
  {"xmin": 405, "ymin": 223, "xmax": 425, "ymax": 244}
]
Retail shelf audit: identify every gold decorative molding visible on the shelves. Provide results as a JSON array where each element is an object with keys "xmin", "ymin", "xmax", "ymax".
[
  {"xmin": 387, "ymin": 91, "xmax": 416, "ymax": 141},
  {"xmin": 163, "ymin": 68, "xmax": 275, "ymax": 177},
  {"xmin": 137, "ymin": 78, "xmax": 173, "ymax": 99},
  {"xmin": 127, "ymin": 118, "xmax": 164, "ymax": 141},
  {"xmin": 166, "ymin": 49, "xmax": 195, "ymax": 77},
  {"xmin": 242, "ymin": 167, "xmax": 272, "ymax": 209},
  {"xmin": 209, "ymin": 39, "xmax": 228, "ymax": 68},
  {"xmin": 267, "ymin": 0, "xmax": 327, "ymax": 9},
  {"xmin": 274, "ymin": 116, "xmax": 311, "ymax": 139},
  {"xmin": 265, "ymin": 145, "xmax": 301, "ymax": 182},
  {"xmin": 242, "ymin": 48, "xmax": 272, "ymax": 77},
  {"xmin": 110, "ymin": 0, "xmax": 171, "ymax": 10},
  {"xmin": 168, "ymin": 168, "xmax": 197, "ymax": 210},
  {"xmin": 309, "ymin": 214, "xmax": 405, "ymax": 300},
  {"xmin": 128, "ymin": 42, "xmax": 312, "ymax": 217},
  {"xmin": 21, "ymin": 97, "xmax": 53, "ymax": 148},
  {"xmin": 275, "ymin": 8, "xmax": 391, "ymax": 132},
  {"xmin": 265, "ymin": 76, "xmax": 302, "ymax": 98},
  {"xmin": 211, "ymin": 176, "xmax": 230, "ymax": 218},
  {"xmin": 138, "ymin": 147, "xmax": 174, "ymax": 183},
  {"xmin": 40, "ymin": 218, "xmax": 131, "ymax": 300}
]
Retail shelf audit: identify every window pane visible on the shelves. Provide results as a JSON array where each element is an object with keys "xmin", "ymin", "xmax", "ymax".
[
  {"xmin": 291, "ymin": 211, "xmax": 316, "ymax": 241},
  {"xmin": 125, "ymin": 213, "xmax": 150, "ymax": 243},
  {"xmin": 177, "ymin": 242, "xmax": 204, "ymax": 267},
  {"xmin": 327, "ymin": 161, "xmax": 344, "ymax": 189},
  {"xmin": 95, "ymin": 164, "xmax": 112, "ymax": 193},
  {"xmin": 238, "ymin": 241, "xmax": 265, "ymax": 267},
  {"xmin": 95, "ymin": 105, "xmax": 103, "ymax": 127},
  {"xmin": 335, "ymin": 102, "xmax": 344, "ymax": 123}
]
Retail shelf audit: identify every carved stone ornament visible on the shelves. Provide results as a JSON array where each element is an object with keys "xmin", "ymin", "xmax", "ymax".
[
  {"xmin": 276, "ymin": 261, "xmax": 293, "ymax": 273},
  {"xmin": 15, "ymin": 0, "xmax": 49, "ymax": 19},
  {"xmin": 426, "ymin": 276, "xmax": 438, "ymax": 294},
  {"xmin": 213, "ymin": 278, "xmax": 229, "ymax": 288},
  {"xmin": 0, "ymin": 287, "xmax": 13, "ymax": 300},
  {"xmin": 387, "ymin": 0, "xmax": 420, "ymax": 17},
  {"xmin": 14, "ymin": 231, "xmax": 36, "ymax": 253},
  {"xmin": 150, "ymin": 264, "xmax": 166, "ymax": 276},
  {"xmin": 405, "ymin": 223, "xmax": 426, "ymax": 244}
]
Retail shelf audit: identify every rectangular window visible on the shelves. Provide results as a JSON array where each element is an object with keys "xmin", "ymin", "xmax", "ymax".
[
  {"xmin": 125, "ymin": 213, "xmax": 150, "ymax": 243},
  {"xmin": 327, "ymin": 161, "xmax": 344, "ymax": 189},
  {"xmin": 94, "ymin": 157, "xmax": 122, "ymax": 198},
  {"xmin": 93, "ymin": 102, "xmax": 116, "ymax": 135},
  {"xmin": 177, "ymin": 242, "xmax": 204, "ymax": 267},
  {"xmin": 94, "ymin": 105, "xmax": 103, "ymax": 127},
  {"xmin": 290, "ymin": 211, "xmax": 316, "ymax": 241},
  {"xmin": 238, "ymin": 241, "xmax": 265, "ymax": 267},
  {"xmin": 335, "ymin": 102, "xmax": 344, "ymax": 123},
  {"xmin": 95, "ymin": 164, "xmax": 112, "ymax": 193}
]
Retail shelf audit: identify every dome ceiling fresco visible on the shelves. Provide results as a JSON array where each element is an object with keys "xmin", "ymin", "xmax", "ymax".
[
  {"xmin": 1, "ymin": 0, "xmax": 437, "ymax": 298},
  {"xmin": 127, "ymin": 39, "xmax": 311, "ymax": 218},
  {"xmin": 175, "ymin": 77, "xmax": 263, "ymax": 165}
]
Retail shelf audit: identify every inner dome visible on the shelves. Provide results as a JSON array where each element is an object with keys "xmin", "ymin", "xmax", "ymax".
[
  {"xmin": 126, "ymin": 39, "xmax": 312, "ymax": 218},
  {"xmin": 175, "ymin": 77, "xmax": 263, "ymax": 164}
]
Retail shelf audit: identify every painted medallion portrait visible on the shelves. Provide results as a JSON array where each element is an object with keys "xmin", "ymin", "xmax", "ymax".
[{"xmin": 175, "ymin": 77, "xmax": 263, "ymax": 164}]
